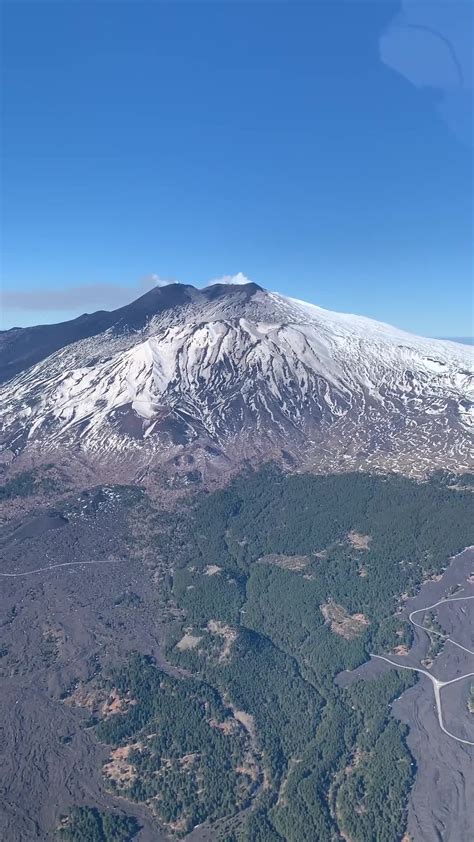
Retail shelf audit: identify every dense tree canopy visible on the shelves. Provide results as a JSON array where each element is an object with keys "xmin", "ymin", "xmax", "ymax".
[{"xmin": 68, "ymin": 469, "xmax": 472, "ymax": 840}]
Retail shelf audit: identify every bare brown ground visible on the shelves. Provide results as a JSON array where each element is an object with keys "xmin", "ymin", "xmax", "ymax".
[
  {"xmin": 259, "ymin": 553, "xmax": 310, "ymax": 571},
  {"xmin": 103, "ymin": 743, "xmax": 142, "ymax": 786},
  {"xmin": 176, "ymin": 632, "xmax": 202, "ymax": 651},
  {"xmin": 320, "ymin": 601, "xmax": 370, "ymax": 639},
  {"xmin": 347, "ymin": 531, "xmax": 371, "ymax": 550},
  {"xmin": 207, "ymin": 620, "xmax": 237, "ymax": 661}
]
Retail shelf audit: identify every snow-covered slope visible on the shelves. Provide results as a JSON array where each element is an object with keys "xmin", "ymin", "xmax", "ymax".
[{"xmin": 0, "ymin": 283, "xmax": 472, "ymax": 477}]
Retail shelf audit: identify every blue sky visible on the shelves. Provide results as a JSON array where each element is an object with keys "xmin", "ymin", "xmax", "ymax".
[{"xmin": 2, "ymin": 1, "xmax": 472, "ymax": 337}]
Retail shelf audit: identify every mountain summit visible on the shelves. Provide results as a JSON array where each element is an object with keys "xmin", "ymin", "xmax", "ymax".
[{"xmin": 0, "ymin": 282, "xmax": 472, "ymax": 479}]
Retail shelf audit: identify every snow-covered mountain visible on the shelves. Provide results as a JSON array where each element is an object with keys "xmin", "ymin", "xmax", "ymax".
[{"xmin": 0, "ymin": 282, "xmax": 472, "ymax": 478}]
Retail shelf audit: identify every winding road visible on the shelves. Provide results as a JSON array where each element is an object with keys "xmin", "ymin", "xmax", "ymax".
[
  {"xmin": 409, "ymin": 595, "xmax": 474, "ymax": 656},
  {"xmin": 371, "ymin": 595, "xmax": 474, "ymax": 746}
]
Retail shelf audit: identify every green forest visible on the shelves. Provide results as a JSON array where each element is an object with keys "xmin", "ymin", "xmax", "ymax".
[
  {"xmin": 95, "ymin": 654, "xmax": 257, "ymax": 834},
  {"xmin": 85, "ymin": 469, "xmax": 473, "ymax": 840},
  {"xmin": 166, "ymin": 469, "xmax": 472, "ymax": 839},
  {"xmin": 57, "ymin": 806, "xmax": 138, "ymax": 841}
]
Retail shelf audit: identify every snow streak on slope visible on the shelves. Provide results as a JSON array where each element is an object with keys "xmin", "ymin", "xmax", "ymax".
[{"xmin": 0, "ymin": 285, "xmax": 472, "ymax": 476}]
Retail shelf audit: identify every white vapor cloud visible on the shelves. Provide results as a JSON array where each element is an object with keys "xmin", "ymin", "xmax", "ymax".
[
  {"xmin": 142, "ymin": 273, "xmax": 171, "ymax": 288},
  {"xmin": 205, "ymin": 272, "xmax": 252, "ymax": 287}
]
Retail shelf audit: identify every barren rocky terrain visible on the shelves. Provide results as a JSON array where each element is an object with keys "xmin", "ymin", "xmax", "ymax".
[{"xmin": 0, "ymin": 486, "xmax": 175, "ymax": 841}]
